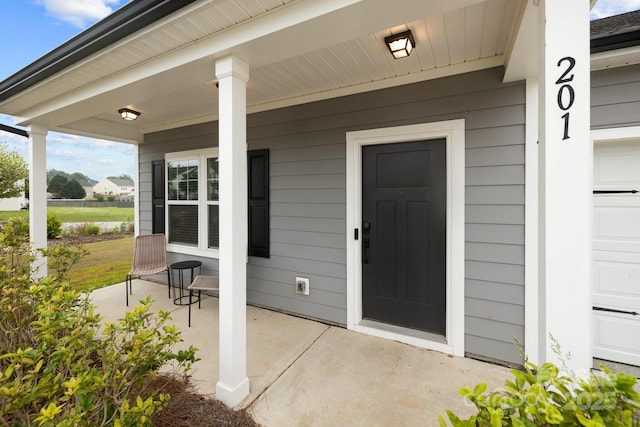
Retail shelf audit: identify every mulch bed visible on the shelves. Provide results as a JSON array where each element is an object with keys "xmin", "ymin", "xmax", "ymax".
[
  {"xmin": 149, "ymin": 375, "xmax": 260, "ymax": 427},
  {"xmin": 47, "ymin": 233, "xmax": 133, "ymax": 246}
]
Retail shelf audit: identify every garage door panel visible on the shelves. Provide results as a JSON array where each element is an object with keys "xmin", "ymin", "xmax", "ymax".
[
  {"xmin": 593, "ymin": 138, "xmax": 640, "ymax": 367},
  {"xmin": 593, "ymin": 312, "xmax": 640, "ymax": 366},
  {"xmin": 594, "ymin": 141, "xmax": 640, "ymax": 186},
  {"xmin": 593, "ymin": 205, "xmax": 640, "ymax": 242},
  {"xmin": 594, "ymin": 260, "xmax": 640, "ymax": 298}
]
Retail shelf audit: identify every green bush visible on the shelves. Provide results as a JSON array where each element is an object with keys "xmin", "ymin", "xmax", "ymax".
[
  {"xmin": 86, "ymin": 224, "xmax": 100, "ymax": 235},
  {"xmin": 96, "ymin": 195, "xmax": 104, "ymax": 202},
  {"xmin": 0, "ymin": 217, "xmax": 198, "ymax": 426},
  {"xmin": 47, "ymin": 214, "xmax": 62, "ymax": 239},
  {"xmin": 439, "ymin": 344, "xmax": 640, "ymax": 427}
]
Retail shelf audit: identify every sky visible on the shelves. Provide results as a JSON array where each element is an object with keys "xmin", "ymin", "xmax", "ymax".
[
  {"xmin": 0, "ymin": 0, "xmax": 134, "ymax": 182},
  {"xmin": 0, "ymin": 0, "xmax": 639, "ymax": 181}
]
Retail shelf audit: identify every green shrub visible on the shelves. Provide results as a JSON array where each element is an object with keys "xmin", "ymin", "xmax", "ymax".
[
  {"xmin": 47, "ymin": 214, "xmax": 62, "ymax": 239},
  {"xmin": 86, "ymin": 224, "xmax": 100, "ymax": 235},
  {"xmin": 439, "ymin": 344, "xmax": 640, "ymax": 427},
  {"xmin": 70, "ymin": 223, "xmax": 88, "ymax": 236},
  {"xmin": 0, "ymin": 217, "xmax": 198, "ymax": 426},
  {"xmin": 120, "ymin": 221, "xmax": 132, "ymax": 234},
  {"xmin": 107, "ymin": 195, "xmax": 116, "ymax": 202},
  {"xmin": 96, "ymin": 195, "xmax": 104, "ymax": 202}
]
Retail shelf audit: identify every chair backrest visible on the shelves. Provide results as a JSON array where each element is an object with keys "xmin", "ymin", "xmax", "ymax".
[{"xmin": 132, "ymin": 234, "xmax": 167, "ymax": 271}]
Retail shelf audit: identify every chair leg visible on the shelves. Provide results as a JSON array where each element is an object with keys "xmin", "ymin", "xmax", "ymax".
[
  {"xmin": 188, "ymin": 289, "xmax": 193, "ymax": 327},
  {"xmin": 198, "ymin": 290, "xmax": 202, "ymax": 309},
  {"xmin": 125, "ymin": 274, "xmax": 131, "ymax": 306},
  {"xmin": 167, "ymin": 269, "xmax": 171, "ymax": 299}
]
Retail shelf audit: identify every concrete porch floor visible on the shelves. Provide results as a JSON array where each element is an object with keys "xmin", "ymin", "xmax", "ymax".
[{"xmin": 90, "ymin": 279, "xmax": 511, "ymax": 426}]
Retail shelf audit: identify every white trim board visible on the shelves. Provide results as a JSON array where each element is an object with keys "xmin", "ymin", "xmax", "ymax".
[
  {"xmin": 591, "ymin": 126, "xmax": 640, "ymax": 143},
  {"xmin": 345, "ymin": 120, "xmax": 465, "ymax": 356}
]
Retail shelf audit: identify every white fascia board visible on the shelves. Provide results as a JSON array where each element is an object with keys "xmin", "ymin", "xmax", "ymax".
[
  {"xmin": 54, "ymin": 117, "xmax": 143, "ymax": 144},
  {"xmin": 503, "ymin": 0, "xmax": 538, "ymax": 83}
]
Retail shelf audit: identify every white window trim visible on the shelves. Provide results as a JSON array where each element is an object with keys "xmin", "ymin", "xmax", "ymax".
[
  {"xmin": 345, "ymin": 120, "xmax": 465, "ymax": 357},
  {"xmin": 165, "ymin": 147, "xmax": 219, "ymax": 258}
]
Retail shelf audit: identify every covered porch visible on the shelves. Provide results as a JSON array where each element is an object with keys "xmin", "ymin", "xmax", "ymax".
[
  {"xmin": 0, "ymin": 0, "xmax": 597, "ymax": 409},
  {"xmin": 91, "ymin": 279, "xmax": 510, "ymax": 425}
]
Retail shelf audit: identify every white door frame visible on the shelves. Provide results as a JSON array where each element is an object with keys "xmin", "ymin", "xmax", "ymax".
[{"xmin": 346, "ymin": 120, "xmax": 465, "ymax": 356}]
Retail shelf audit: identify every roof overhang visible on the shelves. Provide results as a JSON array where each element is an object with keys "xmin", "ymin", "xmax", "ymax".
[
  {"xmin": 0, "ymin": 0, "xmax": 532, "ymax": 143},
  {"xmin": 504, "ymin": 3, "xmax": 640, "ymax": 82}
]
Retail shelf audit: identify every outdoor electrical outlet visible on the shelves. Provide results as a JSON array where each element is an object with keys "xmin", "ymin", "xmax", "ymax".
[{"xmin": 295, "ymin": 277, "xmax": 310, "ymax": 295}]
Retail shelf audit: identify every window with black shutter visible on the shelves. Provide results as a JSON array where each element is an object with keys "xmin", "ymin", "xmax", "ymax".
[
  {"xmin": 165, "ymin": 148, "xmax": 219, "ymax": 253},
  {"xmin": 151, "ymin": 159, "xmax": 165, "ymax": 234},
  {"xmin": 248, "ymin": 149, "xmax": 270, "ymax": 258},
  {"xmin": 161, "ymin": 148, "xmax": 268, "ymax": 258}
]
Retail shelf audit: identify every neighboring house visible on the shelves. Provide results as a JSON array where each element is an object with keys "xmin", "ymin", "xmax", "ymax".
[
  {"xmin": 0, "ymin": 179, "xmax": 28, "ymax": 210},
  {"xmin": 77, "ymin": 178, "xmax": 98, "ymax": 198},
  {"xmin": 93, "ymin": 177, "xmax": 134, "ymax": 197},
  {"xmin": 0, "ymin": 0, "xmax": 638, "ymax": 407},
  {"xmin": 0, "ymin": 195, "xmax": 28, "ymax": 211}
]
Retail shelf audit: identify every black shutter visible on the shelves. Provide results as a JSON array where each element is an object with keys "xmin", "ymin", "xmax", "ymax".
[
  {"xmin": 248, "ymin": 149, "xmax": 269, "ymax": 258},
  {"xmin": 152, "ymin": 159, "xmax": 165, "ymax": 234}
]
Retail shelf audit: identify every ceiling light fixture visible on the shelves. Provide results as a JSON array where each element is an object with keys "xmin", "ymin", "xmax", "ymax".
[
  {"xmin": 384, "ymin": 30, "xmax": 415, "ymax": 59},
  {"xmin": 118, "ymin": 108, "xmax": 141, "ymax": 121}
]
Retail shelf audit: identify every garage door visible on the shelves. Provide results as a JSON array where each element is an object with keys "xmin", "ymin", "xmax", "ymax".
[{"xmin": 593, "ymin": 139, "xmax": 640, "ymax": 366}]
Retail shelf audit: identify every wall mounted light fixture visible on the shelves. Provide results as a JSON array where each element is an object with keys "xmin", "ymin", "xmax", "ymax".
[
  {"xmin": 118, "ymin": 108, "xmax": 141, "ymax": 120},
  {"xmin": 384, "ymin": 30, "xmax": 415, "ymax": 59}
]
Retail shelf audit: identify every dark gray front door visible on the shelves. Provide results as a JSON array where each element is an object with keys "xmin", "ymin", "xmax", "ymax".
[{"xmin": 362, "ymin": 139, "xmax": 446, "ymax": 334}]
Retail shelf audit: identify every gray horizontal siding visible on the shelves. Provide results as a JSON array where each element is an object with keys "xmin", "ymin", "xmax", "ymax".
[
  {"xmin": 139, "ymin": 66, "xmax": 525, "ymax": 364},
  {"xmin": 591, "ymin": 63, "xmax": 640, "ymax": 129}
]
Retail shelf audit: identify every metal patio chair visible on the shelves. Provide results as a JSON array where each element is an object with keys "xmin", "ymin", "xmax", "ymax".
[
  {"xmin": 187, "ymin": 275, "xmax": 219, "ymax": 327},
  {"xmin": 125, "ymin": 234, "xmax": 171, "ymax": 306}
]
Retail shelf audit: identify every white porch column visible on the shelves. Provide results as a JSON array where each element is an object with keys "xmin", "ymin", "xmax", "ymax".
[
  {"xmin": 215, "ymin": 55, "xmax": 250, "ymax": 407},
  {"xmin": 28, "ymin": 124, "xmax": 48, "ymax": 278},
  {"xmin": 538, "ymin": 0, "xmax": 591, "ymax": 370}
]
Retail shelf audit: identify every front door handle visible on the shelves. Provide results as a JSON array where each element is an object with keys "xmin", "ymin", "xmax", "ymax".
[{"xmin": 363, "ymin": 221, "xmax": 371, "ymax": 235}]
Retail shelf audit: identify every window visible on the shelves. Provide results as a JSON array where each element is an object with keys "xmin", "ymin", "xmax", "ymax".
[
  {"xmin": 163, "ymin": 147, "xmax": 270, "ymax": 258},
  {"xmin": 165, "ymin": 148, "xmax": 219, "ymax": 256}
]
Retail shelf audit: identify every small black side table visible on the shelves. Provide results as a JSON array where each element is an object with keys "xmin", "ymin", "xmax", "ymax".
[{"xmin": 170, "ymin": 260, "xmax": 202, "ymax": 305}]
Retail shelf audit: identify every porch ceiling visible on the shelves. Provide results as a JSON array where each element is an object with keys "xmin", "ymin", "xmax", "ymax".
[{"xmin": 0, "ymin": 0, "xmax": 525, "ymax": 143}]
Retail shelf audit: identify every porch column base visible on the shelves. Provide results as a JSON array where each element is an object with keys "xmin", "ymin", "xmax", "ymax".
[{"xmin": 216, "ymin": 377, "xmax": 250, "ymax": 408}]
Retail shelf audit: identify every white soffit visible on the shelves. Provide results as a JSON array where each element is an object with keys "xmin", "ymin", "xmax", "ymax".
[
  {"xmin": 6, "ymin": 0, "xmax": 520, "ymax": 140},
  {"xmin": 591, "ymin": 45, "xmax": 640, "ymax": 71}
]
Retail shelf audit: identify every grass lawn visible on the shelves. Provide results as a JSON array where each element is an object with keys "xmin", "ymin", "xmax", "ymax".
[
  {"xmin": 64, "ymin": 236, "xmax": 134, "ymax": 292},
  {"xmin": 0, "ymin": 206, "xmax": 134, "ymax": 223}
]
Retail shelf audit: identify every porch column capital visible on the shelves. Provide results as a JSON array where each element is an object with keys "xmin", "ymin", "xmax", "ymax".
[
  {"xmin": 27, "ymin": 124, "xmax": 48, "ymax": 278},
  {"xmin": 537, "ymin": 0, "xmax": 591, "ymax": 371},
  {"xmin": 215, "ymin": 55, "xmax": 249, "ymax": 82},
  {"xmin": 28, "ymin": 124, "xmax": 48, "ymax": 138}
]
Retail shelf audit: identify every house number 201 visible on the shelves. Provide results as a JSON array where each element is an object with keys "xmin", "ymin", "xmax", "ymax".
[{"xmin": 555, "ymin": 56, "xmax": 576, "ymax": 140}]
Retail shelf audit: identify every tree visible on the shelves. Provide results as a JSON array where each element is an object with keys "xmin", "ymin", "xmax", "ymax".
[
  {"xmin": 47, "ymin": 174, "xmax": 68, "ymax": 198},
  {"xmin": 47, "ymin": 169, "xmax": 68, "ymax": 183},
  {"xmin": 60, "ymin": 179, "xmax": 86, "ymax": 199},
  {"xmin": 0, "ymin": 143, "xmax": 28, "ymax": 199},
  {"xmin": 109, "ymin": 174, "xmax": 132, "ymax": 180},
  {"xmin": 70, "ymin": 172, "xmax": 91, "ymax": 182}
]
